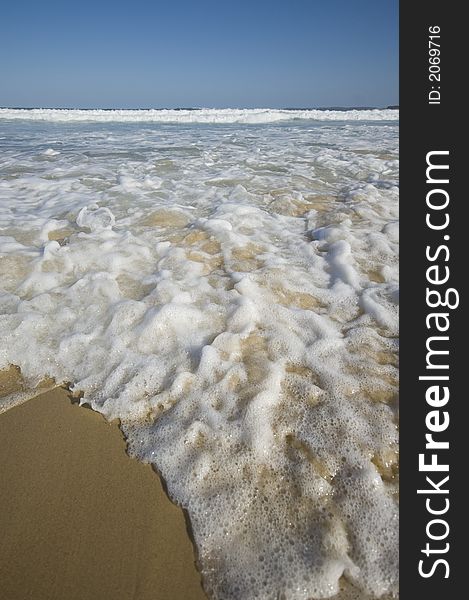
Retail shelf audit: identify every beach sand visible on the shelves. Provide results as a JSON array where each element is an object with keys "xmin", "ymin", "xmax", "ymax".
[{"xmin": 0, "ymin": 369, "xmax": 207, "ymax": 600}]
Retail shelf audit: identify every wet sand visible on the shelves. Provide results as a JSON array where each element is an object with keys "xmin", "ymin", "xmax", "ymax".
[{"xmin": 0, "ymin": 370, "xmax": 207, "ymax": 600}]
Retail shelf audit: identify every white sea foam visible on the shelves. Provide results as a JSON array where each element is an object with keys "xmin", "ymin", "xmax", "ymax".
[
  {"xmin": 0, "ymin": 107, "xmax": 398, "ymax": 124},
  {"xmin": 0, "ymin": 118, "xmax": 398, "ymax": 599}
]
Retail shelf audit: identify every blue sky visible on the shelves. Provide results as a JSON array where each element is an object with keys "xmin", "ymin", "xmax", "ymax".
[{"xmin": 0, "ymin": 0, "xmax": 398, "ymax": 109}]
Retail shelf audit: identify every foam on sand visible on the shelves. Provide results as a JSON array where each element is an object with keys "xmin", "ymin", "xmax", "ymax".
[{"xmin": 0, "ymin": 117, "xmax": 398, "ymax": 599}]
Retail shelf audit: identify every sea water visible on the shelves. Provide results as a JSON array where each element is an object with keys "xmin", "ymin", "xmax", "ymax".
[{"xmin": 0, "ymin": 109, "xmax": 399, "ymax": 599}]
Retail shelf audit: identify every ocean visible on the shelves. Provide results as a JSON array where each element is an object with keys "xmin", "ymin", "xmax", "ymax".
[{"xmin": 0, "ymin": 108, "xmax": 399, "ymax": 599}]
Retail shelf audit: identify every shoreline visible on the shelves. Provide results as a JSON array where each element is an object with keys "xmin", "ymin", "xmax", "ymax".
[{"xmin": 0, "ymin": 369, "xmax": 206, "ymax": 600}]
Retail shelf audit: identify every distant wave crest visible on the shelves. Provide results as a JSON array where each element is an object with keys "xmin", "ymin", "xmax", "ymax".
[{"xmin": 0, "ymin": 107, "xmax": 398, "ymax": 124}]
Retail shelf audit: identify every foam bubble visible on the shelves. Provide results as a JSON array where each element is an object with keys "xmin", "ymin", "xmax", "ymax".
[{"xmin": 76, "ymin": 205, "xmax": 116, "ymax": 232}]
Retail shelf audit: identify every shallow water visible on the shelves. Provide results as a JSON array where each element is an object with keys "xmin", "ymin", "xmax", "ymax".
[{"xmin": 0, "ymin": 110, "xmax": 398, "ymax": 599}]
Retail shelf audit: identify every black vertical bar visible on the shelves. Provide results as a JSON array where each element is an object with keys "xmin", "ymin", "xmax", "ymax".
[{"xmin": 400, "ymin": 2, "xmax": 464, "ymax": 598}]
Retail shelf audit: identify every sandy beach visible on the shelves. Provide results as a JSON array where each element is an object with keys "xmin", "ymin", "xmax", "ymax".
[{"xmin": 0, "ymin": 369, "xmax": 206, "ymax": 600}]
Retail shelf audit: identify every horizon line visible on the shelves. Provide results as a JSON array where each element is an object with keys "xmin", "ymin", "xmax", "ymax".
[{"xmin": 0, "ymin": 105, "xmax": 399, "ymax": 111}]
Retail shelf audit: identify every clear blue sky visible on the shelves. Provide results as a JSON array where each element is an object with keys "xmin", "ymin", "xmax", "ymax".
[{"xmin": 0, "ymin": 0, "xmax": 398, "ymax": 109}]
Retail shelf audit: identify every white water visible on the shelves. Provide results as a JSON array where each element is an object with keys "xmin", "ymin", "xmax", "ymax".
[
  {"xmin": 0, "ymin": 113, "xmax": 399, "ymax": 599},
  {"xmin": 0, "ymin": 107, "xmax": 398, "ymax": 124}
]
